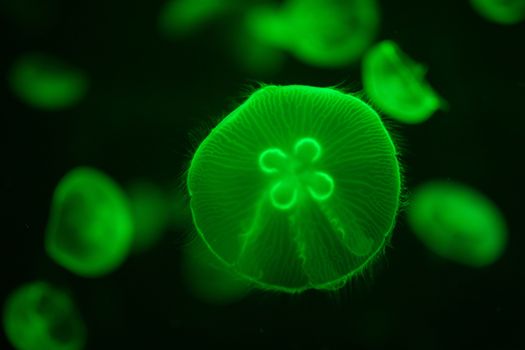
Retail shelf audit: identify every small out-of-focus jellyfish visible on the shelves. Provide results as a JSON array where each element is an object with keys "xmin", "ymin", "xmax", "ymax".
[
  {"xmin": 248, "ymin": 0, "xmax": 380, "ymax": 68},
  {"xmin": 470, "ymin": 0, "xmax": 525, "ymax": 25},
  {"xmin": 187, "ymin": 85, "xmax": 401, "ymax": 293},
  {"xmin": 3, "ymin": 281, "xmax": 86, "ymax": 350},
  {"xmin": 9, "ymin": 53, "xmax": 88, "ymax": 110},
  {"xmin": 362, "ymin": 40, "xmax": 445, "ymax": 124},
  {"xmin": 158, "ymin": 0, "xmax": 238, "ymax": 37},
  {"xmin": 126, "ymin": 181, "xmax": 169, "ymax": 253},
  {"xmin": 182, "ymin": 237, "xmax": 251, "ymax": 305},
  {"xmin": 233, "ymin": 6, "xmax": 286, "ymax": 76},
  {"xmin": 407, "ymin": 181, "xmax": 507, "ymax": 267},
  {"xmin": 45, "ymin": 167, "xmax": 134, "ymax": 277}
]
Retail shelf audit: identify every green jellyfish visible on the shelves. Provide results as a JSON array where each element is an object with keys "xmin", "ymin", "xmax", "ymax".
[
  {"xmin": 187, "ymin": 85, "xmax": 401, "ymax": 293},
  {"xmin": 407, "ymin": 181, "xmax": 507, "ymax": 267},
  {"xmin": 159, "ymin": 0, "xmax": 238, "ymax": 37},
  {"xmin": 470, "ymin": 0, "xmax": 525, "ymax": 25},
  {"xmin": 233, "ymin": 7, "xmax": 286, "ymax": 76},
  {"xmin": 362, "ymin": 40, "xmax": 445, "ymax": 124},
  {"xmin": 46, "ymin": 167, "xmax": 134, "ymax": 277},
  {"xmin": 3, "ymin": 281, "xmax": 86, "ymax": 350},
  {"xmin": 182, "ymin": 238, "xmax": 251, "ymax": 305},
  {"xmin": 10, "ymin": 53, "xmax": 87, "ymax": 110},
  {"xmin": 248, "ymin": 0, "xmax": 380, "ymax": 68},
  {"xmin": 127, "ymin": 181, "xmax": 169, "ymax": 253}
]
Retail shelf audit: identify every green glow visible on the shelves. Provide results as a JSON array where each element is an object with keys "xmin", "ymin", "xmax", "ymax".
[
  {"xmin": 470, "ymin": 0, "xmax": 525, "ymax": 25},
  {"xmin": 248, "ymin": 0, "xmax": 380, "ymax": 68},
  {"xmin": 45, "ymin": 167, "xmax": 134, "ymax": 277},
  {"xmin": 159, "ymin": 0, "xmax": 235, "ymax": 37},
  {"xmin": 10, "ymin": 53, "xmax": 87, "ymax": 110},
  {"xmin": 258, "ymin": 138, "xmax": 335, "ymax": 210},
  {"xmin": 127, "ymin": 181, "xmax": 169, "ymax": 253},
  {"xmin": 3, "ymin": 281, "xmax": 86, "ymax": 350},
  {"xmin": 237, "ymin": 5, "xmax": 286, "ymax": 76},
  {"xmin": 182, "ymin": 238, "xmax": 251, "ymax": 305},
  {"xmin": 407, "ymin": 181, "xmax": 507, "ymax": 267},
  {"xmin": 362, "ymin": 40, "xmax": 445, "ymax": 124},
  {"xmin": 187, "ymin": 85, "xmax": 401, "ymax": 293}
]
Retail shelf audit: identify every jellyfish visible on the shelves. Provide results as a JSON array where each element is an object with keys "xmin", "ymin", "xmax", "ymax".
[
  {"xmin": 126, "ymin": 181, "xmax": 169, "ymax": 253},
  {"xmin": 158, "ymin": 0, "xmax": 239, "ymax": 37},
  {"xmin": 362, "ymin": 40, "xmax": 445, "ymax": 124},
  {"xmin": 182, "ymin": 237, "xmax": 251, "ymax": 304},
  {"xmin": 45, "ymin": 167, "xmax": 134, "ymax": 277},
  {"xmin": 9, "ymin": 53, "xmax": 87, "ymax": 110},
  {"xmin": 3, "ymin": 281, "xmax": 86, "ymax": 350},
  {"xmin": 233, "ymin": 5, "xmax": 286, "ymax": 76},
  {"xmin": 187, "ymin": 85, "xmax": 401, "ymax": 293},
  {"xmin": 407, "ymin": 181, "xmax": 507, "ymax": 267},
  {"xmin": 248, "ymin": 0, "xmax": 380, "ymax": 68},
  {"xmin": 470, "ymin": 0, "xmax": 525, "ymax": 25}
]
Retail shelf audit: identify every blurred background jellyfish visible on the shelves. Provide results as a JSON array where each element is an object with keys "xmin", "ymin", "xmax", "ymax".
[
  {"xmin": 45, "ymin": 167, "xmax": 134, "ymax": 277},
  {"xmin": 158, "ymin": 0, "xmax": 240, "ymax": 38},
  {"xmin": 362, "ymin": 40, "xmax": 445, "ymax": 124},
  {"xmin": 232, "ymin": 5, "xmax": 287, "ymax": 77},
  {"xmin": 407, "ymin": 181, "xmax": 507, "ymax": 267},
  {"xmin": 126, "ymin": 180, "xmax": 170, "ymax": 254},
  {"xmin": 3, "ymin": 281, "xmax": 86, "ymax": 350},
  {"xmin": 470, "ymin": 0, "xmax": 525, "ymax": 25},
  {"xmin": 187, "ymin": 85, "xmax": 401, "ymax": 293},
  {"xmin": 9, "ymin": 53, "xmax": 88, "ymax": 111},
  {"xmin": 182, "ymin": 238, "xmax": 251, "ymax": 305},
  {"xmin": 247, "ymin": 0, "xmax": 380, "ymax": 68}
]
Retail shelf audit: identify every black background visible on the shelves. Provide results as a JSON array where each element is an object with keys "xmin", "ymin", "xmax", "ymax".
[{"xmin": 1, "ymin": 0, "xmax": 524, "ymax": 349}]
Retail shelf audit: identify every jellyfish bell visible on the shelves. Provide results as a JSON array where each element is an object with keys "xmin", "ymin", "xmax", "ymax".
[
  {"xmin": 245, "ymin": 0, "xmax": 380, "ymax": 68},
  {"xmin": 407, "ymin": 181, "xmax": 507, "ymax": 267},
  {"xmin": 362, "ymin": 40, "xmax": 445, "ymax": 124},
  {"xmin": 284, "ymin": 0, "xmax": 380, "ymax": 67},
  {"xmin": 45, "ymin": 167, "xmax": 134, "ymax": 277},
  {"xmin": 9, "ymin": 53, "xmax": 87, "ymax": 110},
  {"xmin": 187, "ymin": 85, "xmax": 401, "ymax": 293},
  {"xmin": 470, "ymin": 0, "xmax": 525, "ymax": 25},
  {"xmin": 3, "ymin": 281, "xmax": 86, "ymax": 350}
]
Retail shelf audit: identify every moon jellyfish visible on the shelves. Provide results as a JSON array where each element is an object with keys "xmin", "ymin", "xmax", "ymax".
[
  {"xmin": 45, "ymin": 167, "xmax": 134, "ymax": 277},
  {"xmin": 362, "ymin": 40, "xmax": 445, "ymax": 124},
  {"xmin": 187, "ymin": 85, "xmax": 401, "ymax": 293},
  {"xmin": 407, "ymin": 181, "xmax": 507, "ymax": 267},
  {"xmin": 127, "ymin": 181, "xmax": 169, "ymax": 253},
  {"xmin": 3, "ymin": 281, "xmax": 86, "ymax": 350},
  {"xmin": 470, "ymin": 0, "xmax": 525, "ymax": 25},
  {"xmin": 9, "ymin": 53, "xmax": 87, "ymax": 110},
  {"xmin": 182, "ymin": 238, "xmax": 251, "ymax": 304},
  {"xmin": 248, "ymin": 0, "xmax": 380, "ymax": 68}
]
